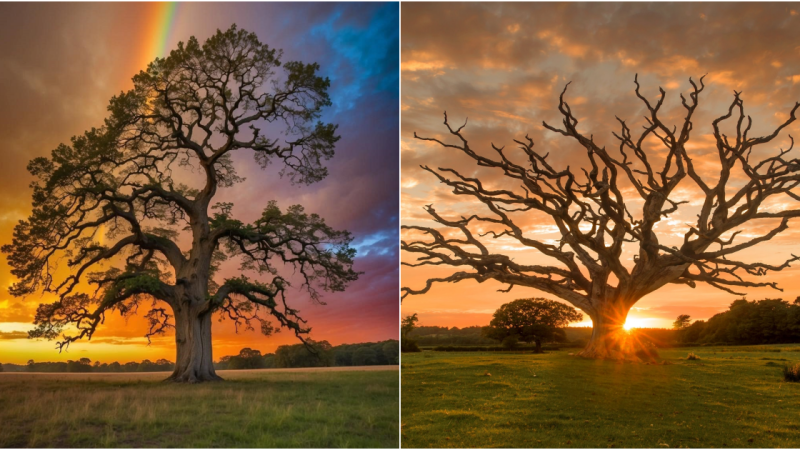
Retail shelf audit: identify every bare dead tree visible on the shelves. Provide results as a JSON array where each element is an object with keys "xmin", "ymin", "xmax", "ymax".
[
  {"xmin": 2, "ymin": 25, "xmax": 359, "ymax": 382},
  {"xmin": 402, "ymin": 75, "xmax": 800, "ymax": 360}
]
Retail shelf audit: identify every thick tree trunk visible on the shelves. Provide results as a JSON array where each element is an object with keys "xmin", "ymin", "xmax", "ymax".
[
  {"xmin": 577, "ymin": 303, "xmax": 657, "ymax": 362},
  {"xmin": 534, "ymin": 339, "xmax": 542, "ymax": 354},
  {"xmin": 166, "ymin": 306, "xmax": 222, "ymax": 383}
]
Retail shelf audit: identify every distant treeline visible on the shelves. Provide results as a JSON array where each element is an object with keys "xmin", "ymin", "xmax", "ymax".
[
  {"xmin": 678, "ymin": 299, "xmax": 800, "ymax": 345},
  {"xmin": 406, "ymin": 326, "xmax": 497, "ymax": 346},
  {"xmin": 216, "ymin": 340, "xmax": 399, "ymax": 370},
  {"xmin": 0, "ymin": 339, "xmax": 398, "ymax": 373},
  {"xmin": 410, "ymin": 298, "xmax": 800, "ymax": 349},
  {"xmin": 1, "ymin": 358, "xmax": 175, "ymax": 373}
]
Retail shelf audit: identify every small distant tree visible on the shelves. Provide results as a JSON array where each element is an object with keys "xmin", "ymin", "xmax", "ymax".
[
  {"xmin": 67, "ymin": 359, "xmax": 92, "ymax": 372},
  {"xmin": 155, "ymin": 359, "xmax": 174, "ymax": 371},
  {"xmin": 673, "ymin": 314, "xmax": 692, "ymax": 330},
  {"xmin": 401, "ymin": 313, "xmax": 421, "ymax": 352},
  {"xmin": 229, "ymin": 348, "xmax": 265, "ymax": 369},
  {"xmin": 137, "ymin": 359, "xmax": 156, "ymax": 372},
  {"xmin": 483, "ymin": 298, "xmax": 583, "ymax": 353}
]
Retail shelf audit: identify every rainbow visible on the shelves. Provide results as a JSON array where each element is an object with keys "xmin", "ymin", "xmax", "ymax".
[{"xmin": 138, "ymin": 2, "xmax": 179, "ymax": 69}]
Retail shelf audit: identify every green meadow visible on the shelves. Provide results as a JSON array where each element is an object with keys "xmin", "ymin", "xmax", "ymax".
[
  {"xmin": 401, "ymin": 346, "xmax": 800, "ymax": 448},
  {"xmin": 0, "ymin": 367, "xmax": 398, "ymax": 448}
]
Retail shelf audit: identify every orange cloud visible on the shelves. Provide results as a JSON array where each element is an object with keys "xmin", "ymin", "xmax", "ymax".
[
  {"xmin": 0, "ymin": 3, "xmax": 399, "ymax": 365},
  {"xmin": 401, "ymin": 2, "xmax": 800, "ymax": 329}
]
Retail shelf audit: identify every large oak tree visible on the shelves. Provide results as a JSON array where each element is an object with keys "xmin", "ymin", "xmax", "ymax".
[
  {"xmin": 402, "ymin": 76, "xmax": 800, "ymax": 360},
  {"xmin": 3, "ymin": 25, "xmax": 359, "ymax": 382}
]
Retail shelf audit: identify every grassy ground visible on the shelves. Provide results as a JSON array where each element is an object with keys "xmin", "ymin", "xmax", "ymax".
[
  {"xmin": 401, "ymin": 346, "xmax": 800, "ymax": 448},
  {"xmin": 0, "ymin": 366, "xmax": 399, "ymax": 448}
]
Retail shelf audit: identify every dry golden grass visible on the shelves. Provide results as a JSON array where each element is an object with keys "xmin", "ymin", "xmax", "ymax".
[
  {"xmin": 0, "ymin": 364, "xmax": 397, "ymax": 382},
  {"xmin": 0, "ymin": 367, "xmax": 399, "ymax": 447}
]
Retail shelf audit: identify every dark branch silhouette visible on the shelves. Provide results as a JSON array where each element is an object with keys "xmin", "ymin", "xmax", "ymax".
[{"xmin": 402, "ymin": 75, "xmax": 800, "ymax": 360}]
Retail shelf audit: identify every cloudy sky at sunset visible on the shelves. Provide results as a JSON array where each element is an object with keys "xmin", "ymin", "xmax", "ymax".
[
  {"xmin": 0, "ymin": 2, "xmax": 398, "ymax": 364},
  {"xmin": 401, "ymin": 3, "xmax": 800, "ymax": 329}
]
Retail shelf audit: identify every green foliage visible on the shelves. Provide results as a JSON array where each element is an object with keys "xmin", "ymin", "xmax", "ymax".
[
  {"xmin": 216, "ymin": 348, "xmax": 267, "ymax": 370},
  {"xmin": 407, "ymin": 325, "xmax": 498, "ymax": 346},
  {"xmin": 221, "ymin": 201, "xmax": 360, "ymax": 296},
  {"xmin": 677, "ymin": 298, "xmax": 800, "ymax": 345},
  {"xmin": 275, "ymin": 340, "xmax": 334, "ymax": 368},
  {"xmin": 401, "ymin": 313, "xmax": 421, "ymax": 353},
  {"xmin": 381, "ymin": 340, "xmax": 400, "ymax": 364},
  {"xmin": 102, "ymin": 273, "xmax": 164, "ymax": 303},
  {"xmin": 501, "ymin": 335, "xmax": 520, "ymax": 349},
  {"xmin": 673, "ymin": 314, "xmax": 692, "ymax": 330},
  {"xmin": 214, "ymin": 340, "xmax": 400, "ymax": 370},
  {"xmin": 18, "ymin": 358, "xmax": 174, "ymax": 373},
  {"xmin": 401, "ymin": 313, "xmax": 418, "ymax": 337},
  {"xmin": 352, "ymin": 347, "xmax": 379, "ymax": 366},
  {"xmin": 483, "ymin": 298, "xmax": 583, "ymax": 351},
  {"xmin": 331, "ymin": 340, "xmax": 398, "ymax": 366}
]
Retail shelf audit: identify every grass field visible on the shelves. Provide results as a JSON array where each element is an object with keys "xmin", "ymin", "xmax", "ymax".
[
  {"xmin": 401, "ymin": 346, "xmax": 800, "ymax": 448},
  {"xmin": 0, "ymin": 366, "xmax": 399, "ymax": 448}
]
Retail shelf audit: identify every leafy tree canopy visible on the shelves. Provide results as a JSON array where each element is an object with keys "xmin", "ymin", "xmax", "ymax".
[
  {"xmin": 2, "ymin": 25, "xmax": 359, "ymax": 382},
  {"xmin": 483, "ymin": 298, "xmax": 582, "ymax": 351},
  {"xmin": 673, "ymin": 314, "xmax": 692, "ymax": 330}
]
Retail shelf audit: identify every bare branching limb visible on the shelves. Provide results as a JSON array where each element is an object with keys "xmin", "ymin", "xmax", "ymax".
[{"xmin": 403, "ymin": 76, "xmax": 800, "ymax": 360}]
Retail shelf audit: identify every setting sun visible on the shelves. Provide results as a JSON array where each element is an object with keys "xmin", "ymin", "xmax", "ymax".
[{"xmin": 623, "ymin": 317, "xmax": 657, "ymax": 330}]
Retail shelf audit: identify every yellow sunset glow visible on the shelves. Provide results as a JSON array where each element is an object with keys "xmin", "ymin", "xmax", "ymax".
[
  {"xmin": 624, "ymin": 317, "xmax": 660, "ymax": 330},
  {"xmin": 400, "ymin": 2, "xmax": 800, "ymax": 335}
]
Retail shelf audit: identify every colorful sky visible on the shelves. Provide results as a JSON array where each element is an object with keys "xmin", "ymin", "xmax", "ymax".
[
  {"xmin": 401, "ymin": 3, "xmax": 800, "ymax": 330},
  {"xmin": 0, "ymin": 2, "xmax": 399, "ymax": 364}
]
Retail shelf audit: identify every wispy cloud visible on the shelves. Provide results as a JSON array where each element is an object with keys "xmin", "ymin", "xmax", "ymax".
[{"xmin": 401, "ymin": 2, "xmax": 800, "ymax": 328}]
